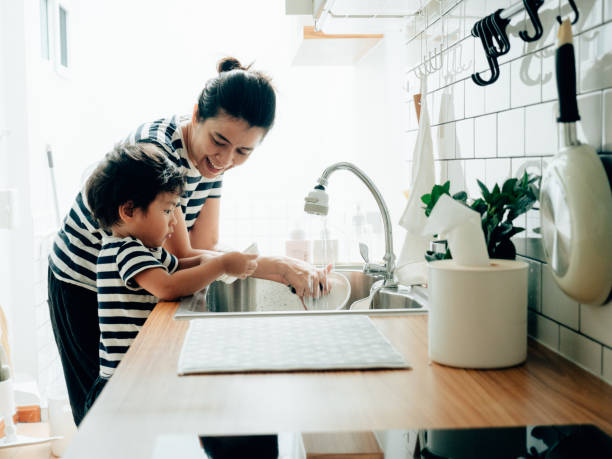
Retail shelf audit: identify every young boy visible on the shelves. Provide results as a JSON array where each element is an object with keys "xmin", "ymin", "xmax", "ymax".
[{"xmin": 83, "ymin": 142, "xmax": 257, "ymax": 413}]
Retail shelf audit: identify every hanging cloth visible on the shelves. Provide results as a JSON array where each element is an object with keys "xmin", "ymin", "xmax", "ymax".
[{"xmin": 396, "ymin": 74, "xmax": 435, "ymax": 285}]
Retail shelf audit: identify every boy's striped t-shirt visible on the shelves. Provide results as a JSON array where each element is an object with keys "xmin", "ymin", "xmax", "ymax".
[
  {"xmin": 97, "ymin": 235, "xmax": 178, "ymax": 378},
  {"xmin": 49, "ymin": 115, "xmax": 223, "ymax": 291}
]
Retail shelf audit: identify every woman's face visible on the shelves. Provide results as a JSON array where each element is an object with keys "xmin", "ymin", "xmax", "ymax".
[{"xmin": 187, "ymin": 109, "xmax": 266, "ymax": 179}]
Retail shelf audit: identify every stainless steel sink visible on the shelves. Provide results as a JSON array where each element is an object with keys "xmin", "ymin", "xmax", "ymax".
[
  {"xmin": 371, "ymin": 285, "xmax": 427, "ymax": 310},
  {"xmin": 174, "ymin": 265, "xmax": 427, "ymax": 319}
]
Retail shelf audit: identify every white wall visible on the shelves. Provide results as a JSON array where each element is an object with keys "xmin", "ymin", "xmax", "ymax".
[{"xmin": 0, "ymin": 0, "xmax": 40, "ymax": 383}]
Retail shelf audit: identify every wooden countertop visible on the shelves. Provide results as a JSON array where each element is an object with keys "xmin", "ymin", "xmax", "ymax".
[{"xmin": 65, "ymin": 302, "xmax": 612, "ymax": 458}]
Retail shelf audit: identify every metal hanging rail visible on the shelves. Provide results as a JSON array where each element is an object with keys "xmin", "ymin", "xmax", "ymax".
[{"xmin": 314, "ymin": 0, "xmax": 423, "ymax": 32}]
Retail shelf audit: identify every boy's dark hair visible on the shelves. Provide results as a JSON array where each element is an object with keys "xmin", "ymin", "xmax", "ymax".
[
  {"xmin": 86, "ymin": 143, "xmax": 184, "ymax": 230},
  {"xmin": 196, "ymin": 57, "xmax": 276, "ymax": 131}
]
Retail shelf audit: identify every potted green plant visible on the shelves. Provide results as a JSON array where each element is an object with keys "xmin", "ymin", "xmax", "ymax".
[
  {"xmin": 422, "ymin": 173, "xmax": 539, "ymax": 370},
  {"xmin": 421, "ymin": 172, "xmax": 540, "ymax": 261}
]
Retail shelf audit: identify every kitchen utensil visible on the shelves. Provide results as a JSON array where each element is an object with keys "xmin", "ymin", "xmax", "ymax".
[{"xmin": 540, "ymin": 19, "xmax": 612, "ymax": 305}]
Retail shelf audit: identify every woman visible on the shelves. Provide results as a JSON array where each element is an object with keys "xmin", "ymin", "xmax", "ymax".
[{"xmin": 48, "ymin": 57, "xmax": 328, "ymax": 426}]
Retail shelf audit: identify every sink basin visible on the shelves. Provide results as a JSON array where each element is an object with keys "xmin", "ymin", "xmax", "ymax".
[
  {"xmin": 174, "ymin": 264, "xmax": 427, "ymax": 319},
  {"xmin": 371, "ymin": 285, "xmax": 426, "ymax": 310}
]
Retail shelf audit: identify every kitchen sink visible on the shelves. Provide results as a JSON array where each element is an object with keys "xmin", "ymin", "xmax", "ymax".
[{"xmin": 174, "ymin": 265, "xmax": 427, "ymax": 319}]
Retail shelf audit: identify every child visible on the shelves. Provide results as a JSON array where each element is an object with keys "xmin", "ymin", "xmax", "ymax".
[{"xmin": 83, "ymin": 142, "xmax": 257, "ymax": 414}]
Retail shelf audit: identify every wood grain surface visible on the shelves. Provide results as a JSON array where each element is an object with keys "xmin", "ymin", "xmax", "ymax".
[{"xmin": 65, "ymin": 302, "xmax": 612, "ymax": 458}]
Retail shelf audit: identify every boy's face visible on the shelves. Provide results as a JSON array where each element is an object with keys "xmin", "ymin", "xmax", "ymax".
[{"xmin": 130, "ymin": 192, "xmax": 181, "ymax": 248}]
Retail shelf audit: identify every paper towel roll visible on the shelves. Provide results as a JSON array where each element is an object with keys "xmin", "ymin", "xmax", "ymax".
[
  {"xmin": 428, "ymin": 259, "xmax": 528, "ymax": 368},
  {"xmin": 422, "ymin": 194, "xmax": 489, "ymax": 267}
]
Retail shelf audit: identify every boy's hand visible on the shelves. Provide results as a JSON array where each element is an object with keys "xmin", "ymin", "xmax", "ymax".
[{"xmin": 220, "ymin": 252, "xmax": 258, "ymax": 279}]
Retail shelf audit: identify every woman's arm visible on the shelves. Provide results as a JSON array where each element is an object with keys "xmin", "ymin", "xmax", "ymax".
[
  {"xmin": 164, "ymin": 206, "xmax": 221, "ymax": 260},
  {"xmin": 163, "ymin": 206, "xmax": 201, "ymax": 258},
  {"xmin": 189, "ymin": 198, "xmax": 220, "ymax": 250},
  {"xmin": 252, "ymin": 256, "xmax": 332, "ymax": 297}
]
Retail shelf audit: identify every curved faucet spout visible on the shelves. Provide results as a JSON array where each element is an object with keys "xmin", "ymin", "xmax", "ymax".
[{"xmin": 315, "ymin": 162, "xmax": 397, "ymax": 288}]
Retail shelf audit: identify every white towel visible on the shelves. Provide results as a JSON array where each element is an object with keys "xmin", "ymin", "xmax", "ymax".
[{"xmin": 396, "ymin": 75, "xmax": 435, "ymax": 285}]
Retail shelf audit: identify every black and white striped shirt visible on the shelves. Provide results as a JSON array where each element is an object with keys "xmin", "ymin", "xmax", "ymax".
[
  {"xmin": 97, "ymin": 235, "xmax": 178, "ymax": 378},
  {"xmin": 49, "ymin": 115, "xmax": 223, "ymax": 291}
]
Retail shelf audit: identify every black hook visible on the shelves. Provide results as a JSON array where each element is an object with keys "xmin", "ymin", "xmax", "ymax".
[
  {"xmin": 519, "ymin": 0, "xmax": 544, "ymax": 42},
  {"xmin": 557, "ymin": 0, "xmax": 579, "ymax": 25},
  {"xmin": 471, "ymin": 17, "xmax": 501, "ymax": 86},
  {"xmin": 486, "ymin": 10, "xmax": 511, "ymax": 56}
]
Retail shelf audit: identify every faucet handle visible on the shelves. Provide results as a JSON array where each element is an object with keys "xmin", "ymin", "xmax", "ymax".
[{"xmin": 359, "ymin": 242, "xmax": 369, "ymax": 264}]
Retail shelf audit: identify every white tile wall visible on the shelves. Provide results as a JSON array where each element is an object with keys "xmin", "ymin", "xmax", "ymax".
[
  {"xmin": 463, "ymin": 0, "xmax": 487, "ymax": 38},
  {"xmin": 579, "ymin": 22, "xmax": 612, "ymax": 93},
  {"xmin": 474, "ymin": 113, "xmax": 497, "ymax": 158},
  {"xmin": 581, "ymin": 302, "xmax": 612, "ymax": 348},
  {"xmin": 498, "ymin": 108, "xmax": 525, "ymax": 157},
  {"xmin": 540, "ymin": 47, "xmax": 557, "ymax": 102},
  {"xmin": 409, "ymin": 0, "xmax": 612, "ymax": 384},
  {"xmin": 485, "ymin": 63, "xmax": 511, "ymax": 113},
  {"xmin": 439, "ymin": 85, "xmax": 460, "ymax": 123},
  {"xmin": 542, "ymin": 264, "xmax": 580, "ymax": 329},
  {"xmin": 447, "ymin": 159, "xmax": 466, "ymax": 194},
  {"xmin": 434, "ymin": 160, "xmax": 448, "ymax": 185},
  {"xmin": 528, "ymin": 311, "xmax": 559, "ymax": 350},
  {"xmin": 445, "ymin": 3, "xmax": 465, "ymax": 49},
  {"xmin": 464, "ymin": 158, "xmax": 485, "ymax": 198},
  {"xmin": 455, "ymin": 117, "xmax": 474, "ymax": 158},
  {"xmin": 465, "ymin": 73, "xmax": 486, "ymax": 117},
  {"xmin": 433, "ymin": 122, "xmax": 456, "ymax": 159},
  {"xmin": 485, "ymin": 158, "xmax": 511, "ymax": 189},
  {"xmin": 575, "ymin": 92, "xmax": 603, "ymax": 150},
  {"xmin": 525, "ymin": 101, "xmax": 558, "ymax": 156},
  {"xmin": 571, "ymin": 0, "xmax": 603, "ymax": 33},
  {"xmin": 511, "ymin": 54, "xmax": 541, "ymax": 108},
  {"xmin": 511, "ymin": 156, "xmax": 542, "ymax": 180},
  {"xmin": 559, "ymin": 327, "xmax": 602, "ymax": 375}
]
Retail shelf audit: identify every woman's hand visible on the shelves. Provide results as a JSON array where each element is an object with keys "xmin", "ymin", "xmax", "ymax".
[
  {"xmin": 220, "ymin": 252, "xmax": 258, "ymax": 279},
  {"xmin": 280, "ymin": 258, "xmax": 332, "ymax": 298}
]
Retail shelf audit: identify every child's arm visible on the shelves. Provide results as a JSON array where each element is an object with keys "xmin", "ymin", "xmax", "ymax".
[
  {"xmin": 133, "ymin": 252, "xmax": 257, "ymax": 300},
  {"xmin": 177, "ymin": 255, "xmax": 207, "ymax": 270}
]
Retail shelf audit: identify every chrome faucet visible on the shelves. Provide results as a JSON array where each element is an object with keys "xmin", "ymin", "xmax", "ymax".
[{"xmin": 304, "ymin": 162, "xmax": 398, "ymax": 288}]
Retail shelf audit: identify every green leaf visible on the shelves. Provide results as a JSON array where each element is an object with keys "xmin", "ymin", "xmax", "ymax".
[
  {"xmin": 452, "ymin": 191, "xmax": 468, "ymax": 202},
  {"xmin": 471, "ymin": 199, "xmax": 487, "ymax": 215},
  {"xmin": 477, "ymin": 180, "xmax": 491, "ymax": 202},
  {"xmin": 502, "ymin": 178, "xmax": 518, "ymax": 194},
  {"xmin": 421, "ymin": 194, "xmax": 432, "ymax": 205}
]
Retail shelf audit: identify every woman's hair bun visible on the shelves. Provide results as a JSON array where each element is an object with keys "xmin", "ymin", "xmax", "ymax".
[{"xmin": 217, "ymin": 57, "xmax": 244, "ymax": 74}]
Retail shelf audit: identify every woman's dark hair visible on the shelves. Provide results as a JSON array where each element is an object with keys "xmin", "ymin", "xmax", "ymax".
[
  {"xmin": 86, "ymin": 143, "xmax": 185, "ymax": 230},
  {"xmin": 196, "ymin": 57, "xmax": 276, "ymax": 131}
]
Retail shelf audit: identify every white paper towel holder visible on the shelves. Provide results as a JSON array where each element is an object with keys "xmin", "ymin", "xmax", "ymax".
[{"xmin": 428, "ymin": 259, "xmax": 528, "ymax": 369}]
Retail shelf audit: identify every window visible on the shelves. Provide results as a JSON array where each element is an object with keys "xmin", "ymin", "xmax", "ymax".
[
  {"xmin": 41, "ymin": 0, "xmax": 71, "ymax": 75},
  {"xmin": 58, "ymin": 5, "xmax": 68, "ymax": 68},
  {"xmin": 40, "ymin": 0, "xmax": 50, "ymax": 60}
]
